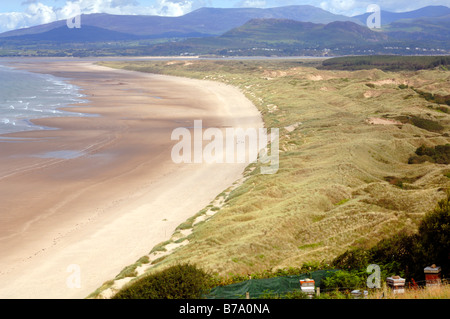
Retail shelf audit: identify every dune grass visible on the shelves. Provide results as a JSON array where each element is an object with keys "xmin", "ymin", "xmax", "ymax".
[
  {"xmin": 94, "ymin": 59, "xmax": 450, "ymax": 298},
  {"xmin": 369, "ymin": 284, "xmax": 450, "ymax": 299}
]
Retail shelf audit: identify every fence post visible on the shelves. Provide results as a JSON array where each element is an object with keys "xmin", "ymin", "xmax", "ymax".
[
  {"xmin": 316, "ymin": 287, "xmax": 320, "ymax": 297},
  {"xmin": 246, "ymin": 292, "xmax": 250, "ymax": 299}
]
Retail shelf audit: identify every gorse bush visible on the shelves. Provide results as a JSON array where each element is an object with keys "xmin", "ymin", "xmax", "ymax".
[{"xmin": 113, "ymin": 264, "xmax": 212, "ymax": 299}]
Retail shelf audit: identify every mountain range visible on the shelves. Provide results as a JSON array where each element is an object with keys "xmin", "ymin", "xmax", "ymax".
[
  {"xmin": 0, "ymin": 6, "xmax": 362, "ymax": 39},
  {"xmin": 0, "ymin": 5, "xmax": 449, "ymax": 57}
]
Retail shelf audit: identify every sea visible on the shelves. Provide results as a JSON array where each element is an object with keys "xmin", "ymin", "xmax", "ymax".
[{"xmin": 0, "ymin": 64, "xmax": 89, "ymax": 136}]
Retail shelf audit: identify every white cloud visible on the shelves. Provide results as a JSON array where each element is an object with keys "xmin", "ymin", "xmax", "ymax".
[
  {"xmin": 319, "ymin": 0, "xmax": 450, "ymax": 16},
  {"xmin": 237, "ymin": 0, "xmax": 267, "ymax": 8},
  {"xmin": 0, "ymin": 2, "xmax": 58, "ymax": 33},
  {"xmin": 319, "ymin": 0, "xmax": 361, "ymax": 15}
]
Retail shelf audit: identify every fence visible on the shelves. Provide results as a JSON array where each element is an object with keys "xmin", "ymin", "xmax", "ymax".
[
  {"xmin": 204, "ymin": 270, "xmax": 338, "ymax": 299},
  {"xmin": 204, "ymin": 274, "xmax": 449, "ymax": 299}
]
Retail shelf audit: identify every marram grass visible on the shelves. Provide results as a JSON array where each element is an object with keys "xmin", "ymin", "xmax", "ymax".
[{"xmin": 94, "ymin": 59, "xmax": 449, "ymax": 297}]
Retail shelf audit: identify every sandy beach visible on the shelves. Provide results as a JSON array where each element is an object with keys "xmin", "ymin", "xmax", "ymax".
[{"xmin": 0, "ymin": 60, "xmax": 262, "ymax": 299}]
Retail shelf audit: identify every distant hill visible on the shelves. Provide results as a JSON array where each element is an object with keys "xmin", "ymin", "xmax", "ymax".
[
  {"xmin": 145, "ymin": 19, "xmax": 389, "ymax": 56},
  {"xmin": 0, "ymin": 5, "xmax": 361, "ymax": 40},
  {"xmin": 221, "ymin": 19, "xmax": 387, "ymax": 45},
  {"xmin": 320, "ymin": 55, "xmax": 450, "ymax": 71},
  {"xmin": 5, "ymin": 25, "xmax": 141, "ymax": 43},
  {"xmin": 0, "ymin": 5, "xmax": 449, "ymax": 57},
  {"xmin": 353, "ymin": 5, "xmax": 450, "ymax": 26},
  {"xmin": 384, "ymin": 14, "xmax": 450, "ymax": 42}
]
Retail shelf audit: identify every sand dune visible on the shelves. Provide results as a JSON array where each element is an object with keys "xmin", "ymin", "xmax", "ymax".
[{"xmin": 0, "ymin": 61, "xmax": 262, "ymax": 299}]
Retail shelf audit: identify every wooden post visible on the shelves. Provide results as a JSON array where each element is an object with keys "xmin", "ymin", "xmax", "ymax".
[
  {"xmin": 316, "ymin": 287, "xmax": 320, "ymax": 297},
  {"xmin": 246, "ymin": 292, "xmax": 250, "ymax": 299}
]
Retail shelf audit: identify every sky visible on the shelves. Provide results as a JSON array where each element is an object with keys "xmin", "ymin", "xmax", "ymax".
[{"xmin": 0, "ymin": 0, "xmax": 449, "ymax": 33}]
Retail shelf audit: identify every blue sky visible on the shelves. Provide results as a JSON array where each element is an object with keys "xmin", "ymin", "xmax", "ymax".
[{"xmin": 0, "ymin": 0, "xmax": 449, "ymax": 33}]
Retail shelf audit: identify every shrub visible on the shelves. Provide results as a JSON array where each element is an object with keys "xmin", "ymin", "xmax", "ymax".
[
  {"xmin": 369, "ymin": 233, "xmax": 424, "ymax": 280},
  {"xmin": 332, "ymin": 248, "xmax": 370, "ymax": 270},
  {"xmin": 408, "ymin": 155, "xmax": 434, "ymax": 164},
  {"xmin": 410, "ymin": 116, "xmax": 444, "ymax": 132},
  {"xmin": 410, "ymin": 144, "xmax": 450, "ymax": 165},
  {"xmin": 321, "ymin": 270, "xmax": 366, "ymax": 291},
  {"xmin": 113, "ymin": 263, "xmax": 212, "ymax": 299}
]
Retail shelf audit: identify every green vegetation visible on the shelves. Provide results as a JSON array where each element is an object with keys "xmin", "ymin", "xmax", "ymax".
[
  {"xmin": 111, "ymin": 192, "xmax": 450, "ymax": 299},
  {"xmin": 332, "ymin": 191, "xmax": 450, "ymax": 282},
  {"xmin": 409, "ymin": 144, "xmax": 450, "ymax": 165},
  {"xmin": 384, "ymin": 175, "xmax": 423, "ymax": 189},
  {"xmin": 414, "ymin": 88, "xmax": 450, "ymax": 106},
  {"xmin": 321, "ymin": 270, "xmax": 366, "ymax": 291},
  {"xmin": 320, "ymin": 55, "xmax": 450, "ymax": 71},
  {"xmin": 393, "ymin": 115, "xmax": 445, "ymax": 133},
  {"xmin": 94, "ymin": 57, "xmax": 449, "ymax": 299},
  {"xmin": 113, "ymin": 264, "xmax": 212, "ymax": 299}
]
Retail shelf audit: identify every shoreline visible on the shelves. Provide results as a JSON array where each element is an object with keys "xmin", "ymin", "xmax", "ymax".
[
  {"xmin": 0, "ymin": 61, "xmax": 263, "ymax": 299},
  {"xmin": 0, "ymin": 64, "xmax": 91, "ymax": 136}
]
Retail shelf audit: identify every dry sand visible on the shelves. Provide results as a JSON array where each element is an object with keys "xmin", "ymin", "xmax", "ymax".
[{"xmin": 0, "ymin": 61, "xmax": 263, "ymax": 299}]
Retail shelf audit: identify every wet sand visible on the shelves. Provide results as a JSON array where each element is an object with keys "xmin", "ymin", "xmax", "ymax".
[{"xmin": 0, "ymin": 61, "xmax": 262, "ymax": 299}]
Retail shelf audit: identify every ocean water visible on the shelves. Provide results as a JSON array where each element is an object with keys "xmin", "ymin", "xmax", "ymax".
[{"xmin": 0, "ymin": 64, "xmax": 89, "ymax": 135}]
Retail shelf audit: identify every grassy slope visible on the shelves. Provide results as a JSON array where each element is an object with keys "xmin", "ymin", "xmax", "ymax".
[{"xmin": 92, "ymin": 59, "xmax": 450, "ymax": 297}]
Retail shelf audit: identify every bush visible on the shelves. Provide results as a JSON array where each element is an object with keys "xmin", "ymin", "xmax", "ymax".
[
  {"xmin": 321, "ymin": 270, "xmax": 366, "ymax": 291},
  {"xmin": 410, "ymin": 116, "xmax": 444, "ymax": 132},
  {"xmin": 410, "ymin": 144, "xmax": 450, "ymax": 165},
  {"xmin": 408, "ymin": 155, "xmax": 434, "ymax": 164},
  {"xmin": 113, "ymin": 264, "xmax": 212, "ymax": 299},
  {"xmin": 332, "ymin": 248, "xmax": 370, "ymax": 270},
  {"xmin": 369, "ymin": 233, "xmax": 424, "ymax": 280}
]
